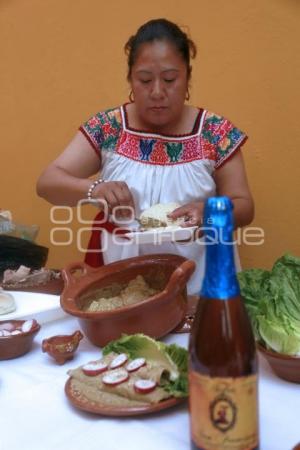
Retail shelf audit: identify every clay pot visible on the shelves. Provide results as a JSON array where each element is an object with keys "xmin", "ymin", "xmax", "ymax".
[
  {"xmin": 258, "ymin": 343, "xmax": 300, "ymax": 383},
  {"xmin": 0, "ymin": 319, "xmax": 41, "ymax": 360},
  {"xmin": 60, "ymin": 254, "xmax": 196, "ymax": 347},
  {"xmin": 42, "ymin": 330, "xmax": 83, "ymax": 364}
]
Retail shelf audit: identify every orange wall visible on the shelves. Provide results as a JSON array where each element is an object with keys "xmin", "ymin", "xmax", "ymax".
[{"xmin": 1, "ymin": 0, "xmax": 299, "ymax": 271}]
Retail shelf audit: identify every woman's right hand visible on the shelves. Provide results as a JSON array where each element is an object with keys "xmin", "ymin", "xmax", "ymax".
[{"xmin": 92, "ymin": 181, "xmax": 135, "ymax": 220}]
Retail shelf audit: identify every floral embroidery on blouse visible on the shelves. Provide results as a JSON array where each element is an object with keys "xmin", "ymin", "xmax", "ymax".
[
  {"xmin": 79, "ymin": 107, "xmax": 122, "ymax": 152},
  {"xmin": 80, "ymin": 106, "xmax": 247, "ymax": 168}
]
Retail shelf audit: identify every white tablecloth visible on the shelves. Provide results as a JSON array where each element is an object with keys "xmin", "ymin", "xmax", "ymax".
[{"xmin": 1, "ymin": 315, "xmax": 299, "ymax": 450}]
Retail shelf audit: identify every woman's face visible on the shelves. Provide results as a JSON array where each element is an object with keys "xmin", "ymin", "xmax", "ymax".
[{"xmin": 130, "ymin": 40, "xmax": 189, "ymax": 131}]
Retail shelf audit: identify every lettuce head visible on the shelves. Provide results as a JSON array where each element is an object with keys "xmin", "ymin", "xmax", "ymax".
[{"xmin": 238, "ymin": 254, "xmax": 300, "ymax": 356}]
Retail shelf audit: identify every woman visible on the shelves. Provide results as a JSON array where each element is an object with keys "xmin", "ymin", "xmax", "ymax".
[{"xmin": 37, "ymin": 18, "xmax": 254, "ymax": 295}]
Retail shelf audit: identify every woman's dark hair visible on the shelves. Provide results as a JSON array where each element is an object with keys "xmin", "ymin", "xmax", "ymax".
[{"xmin": 124, "ymin": 18, "xmax": 197, "ymax": 80}]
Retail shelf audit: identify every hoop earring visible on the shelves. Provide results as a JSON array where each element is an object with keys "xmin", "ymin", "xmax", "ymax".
[
  {"xmin": 129, "ymin": 90, "xmax": 134, "ymax": 102},
  {"xmin": 185, "ymin": 89, "xmax": 190, "ymax": 101}
]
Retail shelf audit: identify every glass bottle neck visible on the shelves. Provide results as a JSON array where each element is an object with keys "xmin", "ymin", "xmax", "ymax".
[{"xmin": 201, "ymin": 227, "xmax": 240, "ymax": 300}]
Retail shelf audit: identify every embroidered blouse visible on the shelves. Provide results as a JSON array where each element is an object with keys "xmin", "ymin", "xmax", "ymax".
[
  {"xmin": 80, "ymin": 104, "xmax": 246, "ymax": 168},
  {"xmin": 79, "ymin": 104, "xmax": 247, "ymax": 295}
]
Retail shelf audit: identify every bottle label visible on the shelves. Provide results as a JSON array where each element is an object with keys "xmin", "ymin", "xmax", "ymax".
[{"xmin": 189, "ymin": 371, "xmax": 258, "ymax": 450}]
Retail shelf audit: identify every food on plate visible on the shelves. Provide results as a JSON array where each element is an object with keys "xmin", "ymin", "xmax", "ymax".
[
  {"xmin": 0, "ymin": 319, "xmax": 41, "ymax": 360},
  {"xmin": 126, "ymin": 357, "xmax": 146, "ymax": 372},
  {"xmin": 109, "ymin": 353, "xmax": 128, "ymax": 369},
  {"xmin": 67, "ymin": 334, "xmax": 188, "ymax": 407},
  {"xmin": 0, "ymin": 289, "xmax": 16, "ymax": 315},
  {"xmin": 84, "ymin": 275, "xmax": 159, "ymax": 312},
  {"xmin": 102, "ymin": 368, "xmax": 129, "ymax": 386},
  {"xmin": 82, "ymin": 361, "xmax": 108, "ymax": 376},
  {"xmin": 134, "ymin": 379, "xmax": 157, "ymax": 394},
  {"xmin": 139, "ymin": 202, "xmax": 181, "ymax": 229},
  {"xmin": 2, "ymin": 265, "xmax": 61, "ymax": 289},
  {"xmin": 0, "ymin": 319, "xmax": 37, "ymax": 335},
  {"xmin": 3, "ymin": 265, "xmax": 31, "ymax": 282},
  {"xmin": 21, "ymin": 319, "xmax": 35, "ymax": 333},
  {"xmin": 238, "ymin": 253, "xmax": 300, "ymax": 356}
]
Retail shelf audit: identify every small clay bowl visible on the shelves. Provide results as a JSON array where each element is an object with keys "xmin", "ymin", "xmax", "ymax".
[
  {"xmin": 60, "ymin": 254, "xmax": 196, "ymax": 347},
  {"xmin": 0, "ymin": 319, "xmax": 41, "ymax": 360},
  {"xmin": 258, "ymin": 343, "xmax": 300, "ymax": 383},
  {"xmin": 42, "ymin": 330, "xmax": 83, "ymax": 364}
]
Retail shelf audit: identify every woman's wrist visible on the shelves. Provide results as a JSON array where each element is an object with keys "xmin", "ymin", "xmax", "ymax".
[{"xmin": 87, "ymin": 178, "xmax": 105, "ymax": 200}]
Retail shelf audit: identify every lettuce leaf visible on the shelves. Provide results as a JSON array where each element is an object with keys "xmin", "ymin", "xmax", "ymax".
[
  {"xmin": 237, "ymin": 268, "xmax": 270, "ymax": 339},
  {"xmin": 258, "ymin": 315, "xmax": 300, "ymax": 355}
]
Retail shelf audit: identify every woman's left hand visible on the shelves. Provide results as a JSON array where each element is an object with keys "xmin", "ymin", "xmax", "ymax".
[{"xmin": 167, "ymin": 202, "xmax": 204, "ymax": 227}]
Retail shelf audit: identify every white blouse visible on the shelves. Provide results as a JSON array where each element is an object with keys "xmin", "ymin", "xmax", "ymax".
[{"xmin": 80, "ymin": 104, "xmax": 247, "ymax": 294}]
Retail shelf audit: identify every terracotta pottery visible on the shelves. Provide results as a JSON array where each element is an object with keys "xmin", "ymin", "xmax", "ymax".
[
  {"xmin": 258, "ymin": 343, "xmax": 300, "ymax": 383},
  {"xmin": 60, "ymin": 254, "xmax": 196, "ymax": 347},
  {"xmin": 65, "ymin": 378, "xmax": 186, "ymax": 416},
  {"xmin": 0, "ymin": 319, "xmax": 41, "ymax": 360},
  {"xmin": 42, "ymin": 330, "xmax": 83, "ymax": 364}
]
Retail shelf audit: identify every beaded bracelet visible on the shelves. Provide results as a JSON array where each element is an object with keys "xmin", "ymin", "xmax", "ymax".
[{"xmin": 87, "ymin": 178, "xmax": 105, "ymax": 200}]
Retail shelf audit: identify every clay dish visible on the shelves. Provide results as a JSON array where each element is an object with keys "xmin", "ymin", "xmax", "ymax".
[
  {"xmin": 61, "ymin": 254, "xmax": 196, "ymax": 347},
  {"xmin": 1, "ymin": 269, "xmax": 64, "ymax": 295},
  {"xmin": 0, "ymin": 319, "xmax": 41, "ymax": 360},
  {"xmin": 42, "ymin": 330, "xmax": 83, "ymax": 364},
  {"xmin": 258, "ymin": 343, "xmax": 300, "ymax": 383},
  {"xmin": 65, "ymin": 378, "xmax": 186, "ymax": 416}
]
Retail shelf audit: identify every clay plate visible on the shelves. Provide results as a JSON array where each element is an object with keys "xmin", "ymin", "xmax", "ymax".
[
  {"xmin": 65, "ymin": 378, "xmax": 185, "ymax": 416},
  {"xmin": 1, "ymin": 273, "xmax": 63, "ymax": 295}
]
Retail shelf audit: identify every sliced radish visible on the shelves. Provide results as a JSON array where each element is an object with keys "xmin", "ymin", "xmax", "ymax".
[
  {"xmin": 11, "ymin": 330, "xmax": 22, "ymax": 335},
  {"xmin": 0, "ymin": 330, "xmax": 11, "ymax": 337},
  {"xmin": 109, "ymin": 353, "xmax": 128, "ymax": 369},
  {"xmin": 82, "ymin": 361, "xmax": 108, "ymax": 376},
  {"xmin": 102, "ymin": 369, "xmax": 129, "ymax": 386},
  {"xmin": 0, "ymin": 323, "xmax": 14, "ymax": 332},
  {"xmin": 21, "ymin": 320, "xmax": 35, "ymax": 333},
  {"xmin": 134, "ymin": 379, "xmax": 157, "ymax": 394},
  {"xmin": 126, "ymin": 358, "xmax": 146, "ymax": 372}
]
